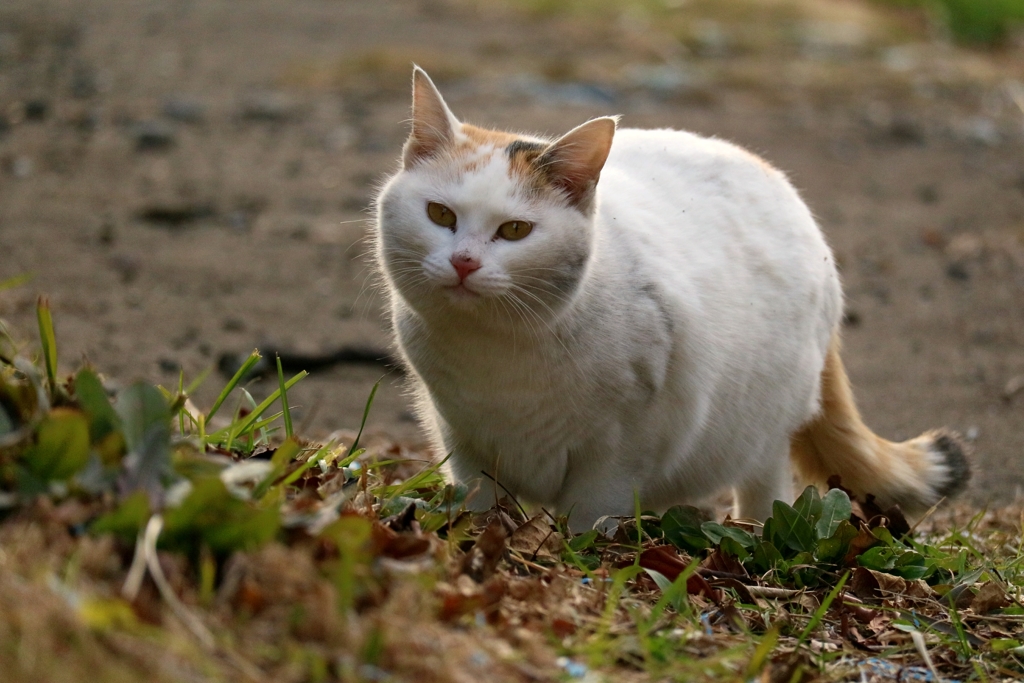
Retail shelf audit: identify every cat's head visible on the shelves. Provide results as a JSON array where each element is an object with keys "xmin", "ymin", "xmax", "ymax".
[{"xmin": 375, "ymin": 66, "xmax": 616, "ymax": 327}]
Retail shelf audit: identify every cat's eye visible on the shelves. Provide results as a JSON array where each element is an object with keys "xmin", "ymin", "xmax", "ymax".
[
  {"xmin": 497, "ymin": 220, "xmax": 533, "ymax": 241},
  {"xmin": 427, "ymin": 202, "xmax": 457, "ymax": 230}
]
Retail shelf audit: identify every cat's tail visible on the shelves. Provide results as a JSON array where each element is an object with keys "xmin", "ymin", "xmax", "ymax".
[{"xmin": 790, "ymin": 335, "xmax": 971, "ymax": 516}]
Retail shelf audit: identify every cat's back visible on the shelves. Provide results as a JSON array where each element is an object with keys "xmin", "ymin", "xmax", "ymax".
[
  {"xmin": 594, "ymin": 126, "xmax": 841, "ymax": 376},
  {"xmin": 598, "ymin": 126, "xmax": 831, "ymax": 277},
  {"xmin": 603, "ymin": 127, "xmax": 796, "ymax": 210}
]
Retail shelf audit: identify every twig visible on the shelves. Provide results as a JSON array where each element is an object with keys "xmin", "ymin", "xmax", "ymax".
[
  {"xmin": 745, "ymin": 586, "xmax": 803, "ymax": 600},
  {"xmin": 911, "ymin": 630, "xmax": 943, "ymax": 683},
  {"xmin": 480, "ymin": 470, "xmax": 529, "ymax": 519},
  {"xmin": 121, "ymin": 528, "xmax": 148, "ymax": 601},
  {"xmin": 142, "ymin": 515, "xmax": 216, "ymax": 651}
]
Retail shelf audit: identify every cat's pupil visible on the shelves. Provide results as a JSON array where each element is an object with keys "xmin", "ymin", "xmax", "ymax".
[
  {"xmin": 427, "ymin": 202, "xmax": 457, "ymax": 230},
  {"xmin": 498, "ymin": 220, "xmax": 533, "ymax": 241}
]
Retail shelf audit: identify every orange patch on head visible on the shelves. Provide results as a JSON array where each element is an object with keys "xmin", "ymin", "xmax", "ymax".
[{"xmin": 443, "ymin": 123, "xmax": 553, "ymax": 188}]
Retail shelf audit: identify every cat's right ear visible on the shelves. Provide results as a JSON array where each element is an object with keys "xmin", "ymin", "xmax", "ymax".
[
  {"xmin": 539, "ymin": 116, "xmax": 617, "ymax": 211},
  {"xmin": 403, "ymin": 66, "xmax": 460, "ymax": 168}
]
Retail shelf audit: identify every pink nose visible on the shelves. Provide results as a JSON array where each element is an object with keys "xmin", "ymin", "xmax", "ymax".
[{"xmin": 451, "ymin": 254, "xmax": 481, "ymax": 282}]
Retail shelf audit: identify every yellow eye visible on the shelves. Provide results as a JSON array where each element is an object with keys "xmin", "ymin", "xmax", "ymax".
[
  {"xmin": 497, "ymin": 220, "xmax": 533, "ymax": 241},
  {"xmin": 427, "ymin": 202, "xmax": 457, "ymax": 229}
]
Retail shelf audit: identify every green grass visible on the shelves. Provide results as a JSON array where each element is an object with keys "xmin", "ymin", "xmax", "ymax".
[
  {"xmin": 880, "ymin": 0, "xmax": 1024, "ymax": 44},
  {"xmin": 1, "ymin": 298, "xmax": 1023, "ymax": 682}
]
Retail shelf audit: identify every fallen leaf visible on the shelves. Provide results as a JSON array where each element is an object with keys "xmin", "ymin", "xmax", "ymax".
[
  {"xmin": 508, "ymin": 515, "xmax": 561, "ymax": 561},
  {"xmin": 971, "ymin": 581, "xmax": 1011, "ymax": 614},
  {"xmin": 461, "ymin": 519, "xmax": 507, "ymax": 582}
]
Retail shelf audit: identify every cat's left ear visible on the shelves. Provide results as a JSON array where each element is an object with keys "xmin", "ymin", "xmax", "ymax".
[
  {"xmin": 539, "ymin": 116, "xmax": 618, "ymax": 211},
  {"xmin": 403, "ymin": 66, "xmax": 461, "ymax": 168}
]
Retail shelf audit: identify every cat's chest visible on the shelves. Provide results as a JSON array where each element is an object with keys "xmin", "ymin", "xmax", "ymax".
[{"xmin": 402, "ymin": 324, "xmax": 610, "ymax": 431}]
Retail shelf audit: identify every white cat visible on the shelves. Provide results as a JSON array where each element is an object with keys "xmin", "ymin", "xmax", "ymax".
[{"xmin": 374, "ymin": 67, "xmax": 969, "ymax": 532}]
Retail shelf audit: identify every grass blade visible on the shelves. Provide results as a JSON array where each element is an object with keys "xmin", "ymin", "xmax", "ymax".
[
  {"xmin": 206, "ymin": 349, "xmax": 260, "ymax": 422},
  {"xmin": 349, "ymin": 378, "xmax": 380, "ymax": 456},
  {"xmin": 0, "ymin": 273, "xmax": 33, "ymax": 292},
  {"xmin": 797, "ymin": 571, "xmax": 849, "ymax": 646},
  {"xmin": 36, "ymin": 296, "xmax": 58, "ymax": 395},
  {"xmin": 276, "ymin": 355, "xmax": 293, "ymax": 439},
  {"xmin": 178, "ymin": 370, "xmax": 186, "ymax": 435},
  {"xmin": 209, "ymin": 371, "xmax": 307, "ymax": 440}
]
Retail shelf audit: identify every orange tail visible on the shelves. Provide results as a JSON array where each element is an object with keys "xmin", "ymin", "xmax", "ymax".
[{"xmin": 790, "ymin": 336, "xmax": 971, "ymax": 515}]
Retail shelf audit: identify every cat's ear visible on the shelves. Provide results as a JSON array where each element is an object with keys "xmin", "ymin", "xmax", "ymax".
[
  {"xmin": 539, "ymin": 116, "xmax": 618, "ymax": 210},
  {"xmin": 403, "ymin": 66, "xmax": 461, "ymax": 168}
]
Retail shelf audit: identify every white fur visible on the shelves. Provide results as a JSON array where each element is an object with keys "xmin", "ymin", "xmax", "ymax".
[{"xmin": 375, "ymin": 125, "xmax": 843, "ymax": 532}]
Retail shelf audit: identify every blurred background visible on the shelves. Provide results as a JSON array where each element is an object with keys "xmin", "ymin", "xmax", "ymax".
[{"xmin": 0, "ymin": 0, "xmax": 1022, "ymax": 503}]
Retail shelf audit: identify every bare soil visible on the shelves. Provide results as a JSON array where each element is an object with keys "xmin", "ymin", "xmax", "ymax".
[{"xmin": 1, "ymin": 0, "xmax": 1022, "ymax": 505}]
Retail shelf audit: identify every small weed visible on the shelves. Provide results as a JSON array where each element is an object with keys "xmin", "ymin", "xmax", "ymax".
[{"xmin": 1, "ymin": 300, "xmax": 1023, "ymax": 682}]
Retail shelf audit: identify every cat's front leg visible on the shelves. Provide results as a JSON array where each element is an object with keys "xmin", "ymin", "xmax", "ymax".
[
  {"xmin": 733, "ymin": 440, "xmax": 794, "ymax": 521},
  {"xmin": 554, "ymin": 457, "xmax": 640, "ymax": 534}
]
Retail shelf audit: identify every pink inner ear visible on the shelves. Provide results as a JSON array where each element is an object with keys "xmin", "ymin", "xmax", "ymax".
[
  {"xmin": 404, "ymin": 68, "xmax": 459, "ymax": 167},
  {"xmin": 540, "ymin": 117, "xmax": 617, "ymax": 208}
]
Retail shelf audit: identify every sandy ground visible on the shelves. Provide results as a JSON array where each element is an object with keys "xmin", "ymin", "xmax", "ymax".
[{"xmin": 0, "ymin": 0, "xmax": 1022, "ymax": 505}]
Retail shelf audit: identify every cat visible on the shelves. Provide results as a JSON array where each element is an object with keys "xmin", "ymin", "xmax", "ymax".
[{"xmin": 373, "ymin": 67, "xmax": 970, "ymax": 532}]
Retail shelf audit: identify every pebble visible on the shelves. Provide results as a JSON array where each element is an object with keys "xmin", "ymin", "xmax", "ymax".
[
  {"xmin": 962, "ymin": 116, "xmax": 1000, "ymax": 146},
  {"xmin": 691, "ymin": 20, "xmax": 730, "ymax": 58},
  {"xmin": 1004, "ymin": 376, "xmax": 1024, "ymax": 400},
  {"xmin": 138, "ymin": 203, "xmax": 215, "ymax": 228},
  {"xmin": 10, "ymin": 156, "xmax": 32, "ymax": 178},
  {"xmin": 239, "ymin": 90, "xmax": 295, "ymax": 122},
  {"xmin": 799, "ymin": 20, "xmax": 867, "ymax": 62},
  {"xmin": 108, "ymin": 254, "xmax": 140, "ymax": 284},
  {"xmin": 158, "ymin": 358, "xmax": 181, "ymax": 374},
  {"xmin": 509, "ymin": 75, "xmax": 617, "ymax": 107},
  {"xmin": 24, "ymin": 99, "xmax": 48, "ymax": 121},
  {"xmin": 131, "ymin": 120, "xmax": 176, "ymax": 151},
  {"xmin": 70, "ymin": 63, "xmax": 98, "ymax": 99},
  {"xmin": 946, "ymin": 262, "xmax": 970, "ymax": 281},
  {"xmin": 625, "ymin": 64, "xmax": 696, "ymax": 94},
  {"xmin": 162, "ymin": 96, "xmax": 206, "ymax": 124}
]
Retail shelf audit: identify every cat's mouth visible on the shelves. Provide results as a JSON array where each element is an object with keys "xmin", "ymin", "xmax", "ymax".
[{"xmin": 444, "ymin": 283, "xmax": 482, "ymax": 300}]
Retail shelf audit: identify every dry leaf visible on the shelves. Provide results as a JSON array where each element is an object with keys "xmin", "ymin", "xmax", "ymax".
[
  {"xmin": 971, "ymin": 581, "xmax": 1011, "ymax": 614},
  {"xmin": 462, "ymin": 519, "xmax": 508, "ymax": 582},
  {"xmin": 508, "ymin": 515, "xmax": 561, "ymax": 561}
]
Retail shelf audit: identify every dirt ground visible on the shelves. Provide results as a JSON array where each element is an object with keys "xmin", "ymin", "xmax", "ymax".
[{"xmin": 0, "ymin": 0, "xmax": 1022, "ymax": 505}]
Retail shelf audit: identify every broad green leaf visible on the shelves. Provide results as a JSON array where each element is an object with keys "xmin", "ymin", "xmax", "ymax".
[
  {"xmin": 991, "ymin": 639, "xmax": 1021, "ymax": 652},
  {"xmin": 751, "ymin": 540, "xmax": 785, "ymax": 573},
  {"xmin": 661, "ymin": 505, "xmax": 710, "ymax": 552},
  {"xmin": 771, "ymin": 501, "xmax": 816, "ymax": 554},
  {"xmin": 858, "ymin": 546, "xmax": 897, "ymax": 571},
  {"xmin": 793, "ymin": 485, "xmax": 822, "ymax": 524},
  {"xmin": 789, "ymin": 551, "xmax": 822, "ymax": 588},
  {"xmin": 90, "ymin": 491, "xmax": 150, "ymax": 541},
  {"xmin": 701, "ymin": 521, "xmax": 755, "ymax": 549},
  {"xmin": 719, "ymin": 536, "xmax": 750, "ymax": 561},
  {"xmin": 872, "ymin": 526, "xmax": 896, "ymax": 547},
  {"xmin": 74, "ymin": 369, "xmax": 121, "ymax": 444},
  {"xmin": 815, "ymin": 488, "xmax": 852, "ymax": 540},
  {"xmin": 23, "ymin": 408, "xmax": 90, "ymax": 480},
  {"xmin": 115, "ymin": 382, "xmax": 170, "ymax": 454},
  {"xmin": 815, "ymin": 520, "xmax": 858, "ymax": 563},
  {"xmin": 162, "ymin": 476, "xmax": 280, "ymax": 554},
  {"xmin": 569, "ymin": 529, "xmax": 600, "ymax": 552},
  {"xmin": 893, "ymin": 551, "xmax": 929, "ymax": 581}
]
